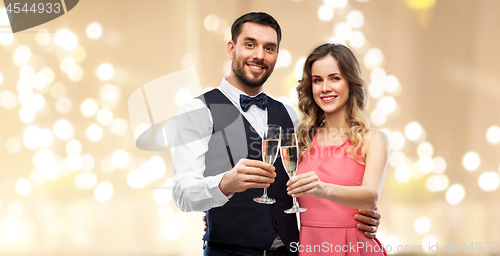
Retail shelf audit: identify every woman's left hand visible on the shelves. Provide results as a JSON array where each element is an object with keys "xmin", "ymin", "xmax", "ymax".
[{"xmin": 286, "ymin": 172, "xmax": 326, "ymax": 198}]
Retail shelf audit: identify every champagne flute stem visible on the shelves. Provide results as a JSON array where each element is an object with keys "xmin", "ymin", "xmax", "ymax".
[
  {"xmin": 263, "ymin": 187, "xmax": 268, "ymax": 197},
  {"xmin": 293, "ymin": 196, "xmax": 298, "ymax": 207}
]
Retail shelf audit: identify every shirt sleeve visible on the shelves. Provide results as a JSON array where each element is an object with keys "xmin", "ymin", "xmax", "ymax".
[
  {"xmin": 170, "ymin": 98, "xmax": 230, "ymax": 212},
  {"xmin": 283, "ymin": 103, "xmax": 300, "ymax": 132}
]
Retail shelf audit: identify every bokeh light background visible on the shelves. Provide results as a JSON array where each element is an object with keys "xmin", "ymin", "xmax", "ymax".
[{"xmin": 1, "ymin": 0, "xmax": 500, "ymax": 255}]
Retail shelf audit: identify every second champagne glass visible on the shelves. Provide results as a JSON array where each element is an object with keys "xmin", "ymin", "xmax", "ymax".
[
  {"xmin": 281, "ymin": 133, "xmax": 307, "ymax": 214},
  {"xmin": 253, "ymin": 124, "xmax": 282, "ymax": 204}
]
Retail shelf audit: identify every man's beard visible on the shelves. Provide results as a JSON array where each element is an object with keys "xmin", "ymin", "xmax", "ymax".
[{"xmin": 232, "ymin": 57, "xmax": 273, "ymax": 88}]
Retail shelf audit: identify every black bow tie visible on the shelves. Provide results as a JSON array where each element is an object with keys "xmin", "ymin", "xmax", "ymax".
[{"xmin": 239, "ymin": 93, "xmax": 268, "ymax": 112}]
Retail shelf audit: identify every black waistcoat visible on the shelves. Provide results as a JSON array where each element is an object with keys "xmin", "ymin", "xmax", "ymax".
[{"xmin": 198, "ymin": 89, "xmax": 299, "ymax": 250}]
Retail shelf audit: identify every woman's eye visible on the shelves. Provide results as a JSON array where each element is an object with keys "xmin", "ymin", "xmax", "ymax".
[
  {"xmin": 332, "ymin": 77, "xmax": 340, "ymax": 81},
  {"xmin": 313, "ymin": 79, "xmax": 321, "ymax": 83}
]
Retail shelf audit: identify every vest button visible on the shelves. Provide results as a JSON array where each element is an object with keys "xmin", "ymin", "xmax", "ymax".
[{"xmin": 275, "ymin": 220, "xmax": 279, "ymax": 226}]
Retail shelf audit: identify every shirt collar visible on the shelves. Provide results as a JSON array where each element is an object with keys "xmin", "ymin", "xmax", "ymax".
[{"xmin": 218, "ymin": 76, "xmax": 265, "ymax": 106}]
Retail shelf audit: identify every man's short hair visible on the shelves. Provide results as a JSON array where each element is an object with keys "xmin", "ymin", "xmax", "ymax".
[{"xmin": 231, "ymin": 12, "xmax": 282, "ymax": 48}]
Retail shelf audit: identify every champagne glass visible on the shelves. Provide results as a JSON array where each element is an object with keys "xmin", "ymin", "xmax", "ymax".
[
  {"xmin": 281, "ymin": 133, "xmax": 306, "ymax": 214},
  {"xmin": 253, "ymin": 124, "xmax": 281, "ymax": 204}
]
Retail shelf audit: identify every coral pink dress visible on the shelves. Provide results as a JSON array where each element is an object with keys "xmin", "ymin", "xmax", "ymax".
[{"xmin": 296, "ymin": 135, "xmax": 386, "ymax": 256}]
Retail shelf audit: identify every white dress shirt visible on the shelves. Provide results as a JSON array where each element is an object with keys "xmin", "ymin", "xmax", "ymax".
[{"xmin": 171, "ymin": 77, "xmax": 299, "ymax": 212}]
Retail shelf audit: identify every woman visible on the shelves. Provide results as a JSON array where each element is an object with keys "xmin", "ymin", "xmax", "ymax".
[{"xmin": 287, "ymin": 43, "xmax": 389, "ymax": 255}]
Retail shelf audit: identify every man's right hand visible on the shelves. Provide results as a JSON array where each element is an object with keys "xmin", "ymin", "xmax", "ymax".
[{"xmin": 219, "ymin": 159, "xmax": 276, "ymax": 196}]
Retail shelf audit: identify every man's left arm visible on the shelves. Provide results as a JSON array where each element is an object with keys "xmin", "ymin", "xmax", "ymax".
[{"xmin": 355, "ymin": 207, "xmax": 381, "ymax": 239}]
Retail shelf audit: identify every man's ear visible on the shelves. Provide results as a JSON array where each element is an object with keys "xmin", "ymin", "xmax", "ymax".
[
  {"xmin": 227, "ymin": 40, "xmax": 235, "ymax": 59},
  {"xmin": 275, "ymin": 49, "xmax": 280, "ymax": 64}
]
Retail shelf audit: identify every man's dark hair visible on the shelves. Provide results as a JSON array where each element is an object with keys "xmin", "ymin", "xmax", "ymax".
[{"xmin": 231, "ymin": 12, "xmax": 282, "ymax": 48}]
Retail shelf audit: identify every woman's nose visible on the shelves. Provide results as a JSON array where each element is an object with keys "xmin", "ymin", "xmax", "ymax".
[{"xmin": 321, "ymin": 81, "xmax": 332, "ymax": 93}]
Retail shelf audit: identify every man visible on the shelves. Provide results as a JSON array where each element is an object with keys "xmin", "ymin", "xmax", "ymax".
[{"xmin": 172, "ymin": 12, "xmax": 381, "ymax": 256}]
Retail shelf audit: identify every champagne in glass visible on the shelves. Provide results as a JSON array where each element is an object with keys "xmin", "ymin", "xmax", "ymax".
[
  {"xmin": 262, "ymin": 139, "xmax": 280, "ymax": 164},
  {"xmin": 281, "ymin": 133, "xmax": 306, "ymax": 214},
  {"xmin": 253, "ymin": 124, "xmax": 281, "ymax": 204},
  {"xmin": 281, "ymin": 146, "xmax": 298, "ymax": 178}
]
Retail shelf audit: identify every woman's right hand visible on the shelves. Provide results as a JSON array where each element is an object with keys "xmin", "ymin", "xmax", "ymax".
[{"xmin": 286, "ymin": 171, "xmax": 326, "ymax": 199}]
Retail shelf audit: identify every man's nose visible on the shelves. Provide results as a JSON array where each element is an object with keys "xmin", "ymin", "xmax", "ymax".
[{"xmin": 253, "ymin": 47, "xmax": 265, "ymax": 60}]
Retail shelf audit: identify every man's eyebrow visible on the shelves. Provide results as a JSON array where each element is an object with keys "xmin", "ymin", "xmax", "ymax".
[
  {"xmin": 242, "ymin": 37, "xmax": 257, "ymax": 42},
  {"xmin": 242, "ymin": 37, "xmax": 277, "ymax": 48},
  {"xmin": 266, "ymin": 42, "xmax": 278, "ymax": 48}
]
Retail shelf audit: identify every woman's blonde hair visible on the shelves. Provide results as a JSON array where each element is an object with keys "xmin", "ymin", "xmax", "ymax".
[{"xmin": 297, "ymin": 43, "xmax": 369, "ymax": 164}]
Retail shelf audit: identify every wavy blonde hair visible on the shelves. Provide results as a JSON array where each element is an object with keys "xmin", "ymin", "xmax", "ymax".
[{"xmin": 297, "ymin": 43, "xmax": 369, "ymax": 164}]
